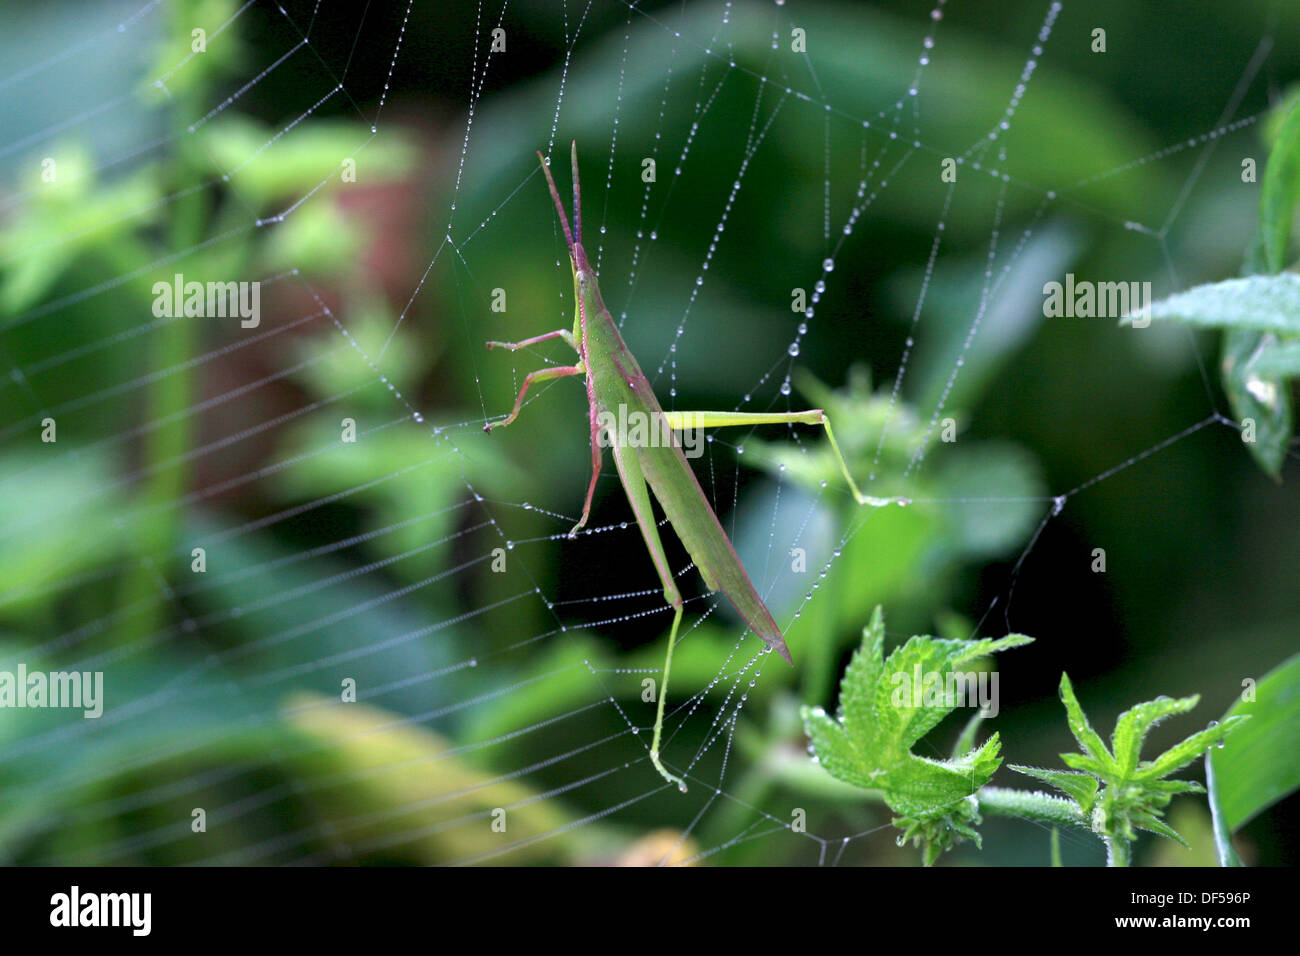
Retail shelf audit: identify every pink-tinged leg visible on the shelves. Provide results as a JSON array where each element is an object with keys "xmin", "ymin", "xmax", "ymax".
[
  {"xmin": 568, "ymin": 401, "xmax": 605, "ymax": 537},
  {"xmin": 485, "ymin": 329, "xmax": 574, "ymax": 352},
  {"xmin": 484, "ymin": 363, "xmax": 583, "ymax": 432}
]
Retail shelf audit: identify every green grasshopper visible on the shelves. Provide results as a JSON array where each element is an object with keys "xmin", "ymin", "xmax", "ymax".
[{"xmin": 486, "ymin": 143, "xmax": 903, "ymax": 791}]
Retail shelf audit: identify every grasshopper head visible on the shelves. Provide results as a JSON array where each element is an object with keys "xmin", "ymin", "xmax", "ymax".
[{"xmin": 537, "ymin": 142, "xmax": 587, "ymax": 262}]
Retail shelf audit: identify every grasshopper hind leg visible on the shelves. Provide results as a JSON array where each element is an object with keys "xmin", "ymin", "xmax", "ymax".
[{"xmin": 649, "ymin": 599, "xmax": 689, "ymax": 793}]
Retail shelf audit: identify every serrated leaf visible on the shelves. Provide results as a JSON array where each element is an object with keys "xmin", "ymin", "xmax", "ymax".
[
  {"xmin": 952, "ymin": 732, "xmax": 1004, "ymax": 796},
  {"xmin": 1111, "ymin": 694, "xmax": 1199, "ymax": 777},
  {"xmin": 802, "ymin": 607, "xmax": 1032, "ymax": 829},
  {"xmin": 1010, "ymin": 765, "xmax": 1100, "ymax": 813},
  {"xmin": 874, "ymin": 638, "xmax": 953, "ymax": 753},
  {"xmin": 1041, "ymin": 674, "xmax": 1251, "ymax": 863},
  {"xmin": 838, "ymin": 606, "xmax": 886, "ymax": 748},
  {"xmin": 1137, "ymin": 715, "xmax": 1248, "ymax": 780},
  {"xmin": 1058, "ymin": 673, "xmax": 1114, "ymax": 769},
  {"xmin": 875, "ymin": 633, "xmax": 1030, "ymax": 753},
  {"xmin": 883, "ymin": 734, "xmax": 1003, "ymax": 817},
  {"xmin": 968, "ymin": 634, "xmax": 1036, "ymax": 657},
  {"xmin": 801, "ymin": 707, "xmax": 876, "ymax": 791},
  {"xmin": 1145, "ymin": 779, "xmax": 1206, "ymax": 795},
  {"xmin": 1060, "ymin": 752, "xmax": 1110, "ymax": 776},
  {"xmin": 884, "ymin": 754, "xmax": 992, "ymax": 815},
  {"xmin": 1130, "ymin": 810, "xmax": 1190, "ymax": 849}
]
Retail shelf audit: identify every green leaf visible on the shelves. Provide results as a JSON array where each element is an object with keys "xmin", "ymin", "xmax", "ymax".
[
  {"xmin": 1205, "ymin": 751, "xmax": 1244, "ymax": 867},
  {"xmin": 801, "ymin": 707, "xmax": 876, "ymax": 791},
  {"xmin": 886, "ymin": 758, "xmax": 988, "ymax": 816},
  {"xmin": 800, "ymin": 606, "xmax": 1034, "ymax": 862},
  {"xmin": 1216, "ymin": 93, "xmax": 1300, "ymax": 478},
  {"xmin": 1137, "ymin": 95, "xmax": 1300, "ymax": 480},
  {"xmin": 1111, "ymin": 694, "xmax": 1199, "ymax": 777},
  {"xmin": 874, "ymin": 633, "xmax": 1031, "ymax": 754},
  {"xmin": 1043, "ymin": 676, "xmax": 1251, "ymax": 864},
  {"xmin": 1010, "ymin": 766, "xmax": 1100, "ymax": 814},
  {"xmin": 1259, "ymin": 96, "xmax": 1300, "ymax": 273},
  {"xmin": 954, "ymin": 732, "xmax": 1005, "ymax": 784},
  {"xmin": 1145, "ymin": 779, "xmax": 1206, "ymax": 795},
  {"xmin": 1057, "ymin": 673, "xmax": 1114, "ymax": 769},
  {"xmin": 977, "ymin": 786, "xmax": 1090, "ymax": 831},
  {"xmin": 838, "ymin": 606, "xmax": 886, "ymax": 750},
  {"xmin": 1142, "ymin": 274, "xmax": 1300, "ymax": 335},
  {"xmin": 1130, "ymin": 810, "xmax": 1190, "ymax": 849},
  {"xmin": 1138, "ymin": 716, "xmax": 1248, "ymax": 780},
  {"xmin": 1060, "ymin": 752, "xmax": 1111, "ymax": 776},
  {"xmin": 886, "ymin": 735, "xmax": 1003, "ymax": 816},
  {"xmin": 1222, "ymin": 328, "xmax": 1293, "ymax": 478},
  {"xmin": 1207, "ymin": 653, "xmax": 1300, "ymax": 839}
]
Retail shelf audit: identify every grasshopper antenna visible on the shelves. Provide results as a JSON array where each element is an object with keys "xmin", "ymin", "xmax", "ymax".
[
  {"xmin": 537, "ymin": 150, "xmax": 575, "ymax": 254},
  {"xmin": 569, "ymin": 140, "xmax": 583, "ymax": 247}
]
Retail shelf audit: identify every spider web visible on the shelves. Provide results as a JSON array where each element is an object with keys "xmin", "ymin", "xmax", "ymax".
[{"xmin": 0, "ymin": 0, "xmax": 1288, "ymax": 867}]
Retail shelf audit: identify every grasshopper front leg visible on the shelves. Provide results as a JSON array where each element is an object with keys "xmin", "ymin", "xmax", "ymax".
[
  {"xmin": 568, "ymin": 388, "xmax": 604, "ymax": 538},
  {"xmin": 485, "ymin": 328, "xmax": 576, "ymax": 352},
  {"xmin": 483, "ymin": 360, "xmax": 584, "ymax": 432}
]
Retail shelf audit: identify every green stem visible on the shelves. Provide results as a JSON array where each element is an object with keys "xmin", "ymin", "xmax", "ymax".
[
  {"xmin": 112, "ymin": 94, "xmax": 204, "ymax": 644},
  {"xmin": 977, "ymin": 786, "xmax": 1091, "ymax": 830},
  {"xmin": 1105, "ymin": 836, "xmax": 1132, "ymax": 867}
]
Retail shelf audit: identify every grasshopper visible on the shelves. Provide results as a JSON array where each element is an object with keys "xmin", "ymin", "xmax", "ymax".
[{"xmin": 486, "ymin": 143, "xmax": 902, "ymax": 790}]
